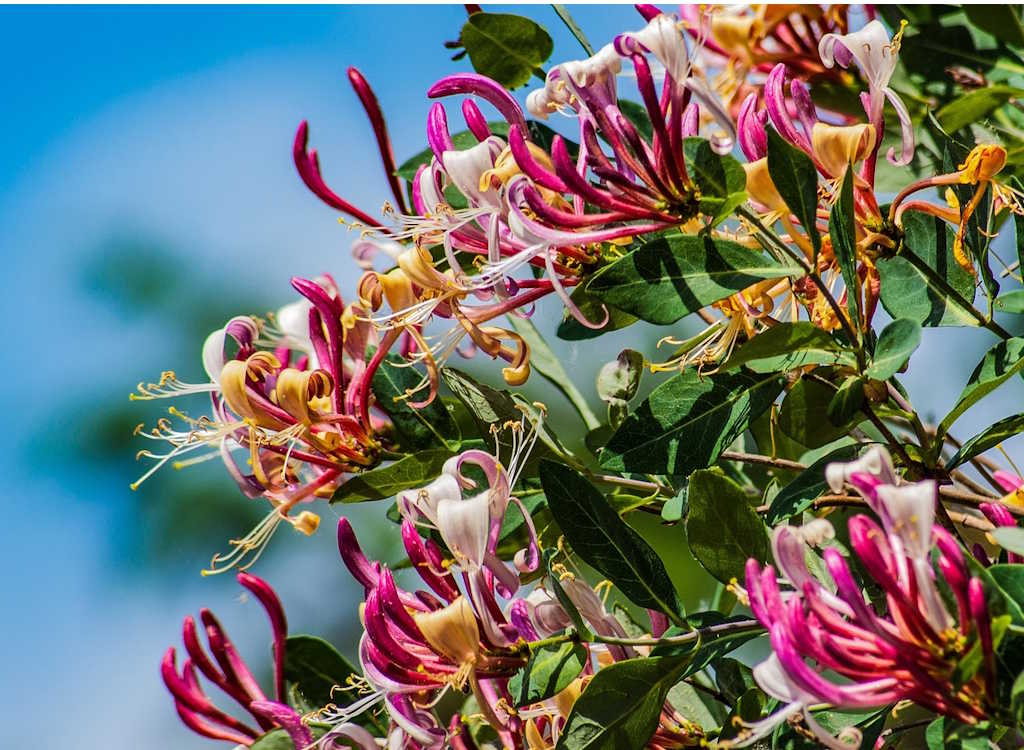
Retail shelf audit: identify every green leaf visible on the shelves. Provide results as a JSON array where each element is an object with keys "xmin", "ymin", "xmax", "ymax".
[
  {"xmin": 556, "ymin": 655, "xmax": 694, "ymax": 750},
  {"xmin": 507, "ymin": 315, "xmax": 601, "ymax": 430},
  {"xmin": 925, "ymin": 717, "xmax": 992, "ymax": 750},
  {"xmin": 553, "ymin": 4, "xmax": 595, "ymax": 55},
  {"xmin": 371, "ymin": 353, "xmax": 458, "ymax": 450},
  {"xmin": 938, "ymin": 338, "xmax": 1024, "ymax": 435},
  {"xmin": 765, "ymin": 127, "xmax": 821, "ymax": 254},
  {"xmin": 332, "ymin": 448, "xmax": 454, "ymax": 503},
  {"xmin": 651, "ymin": 613, "xmax": 762, "ymax": 666},
  {"xmin": 543, "ymin": 547, "xmax": 592, "ymax": 637},
  {"xmin": 829, "ymin": 167, "xmax": 860, "ymax": 324},
  {"xmin": 937, "ymin": 85, "xmax": 1024, "ymax": 132},
  {"xmin": 617, "ymin": 99, "xmax": 654, "ymax": 143},
  {"xmin": 397, "ymin": 121, "xmax": 507, "ymax": 181},
  {"xmin": 510, "ymin": 641, "xmax": 588, "ymax": 707},
  {"xmin": 993, "ymin": 528, "xmax": 1024, "ymax": 557},
  {"xmin": 964, "ymin": 5, "xmax": 1024, "ymax": 48},
  {"xmin": 720, "ymin": 322, "xmax": 853, "ymax": 373},
  {"xmin": 866, "ymin": 318, "xmax": 920, "ymax": 380},
  {"xmin": 947, "ymin": 412, "xmax": 1024, "ymax": 469},
  {"xmin": 540, "ymin": 461, "xmax": 684, "ymax": 621},
  {"xmin": 600, "ymin": 369, "xmax": 784, "ymax": 475},
  {"xmin": 970, "ymin": 557, "xmax": 1024, "ymax": 625},
  {"xmin": 461, "ymin": 12, "xmax": 552, "ymax": 89},
  {"xmin": 778, "ymin": 378, "xmax": 853, "ymax": 449},
  {"xmin": 282, "ymin": 635, "xmax": 359, "ymax": 712},
  {"xmin": 556, "ymin": 282, "xmax": 638, "ymax": 341},
  {"xmin": 994, "ymin": 289, "xmax": 1024, "ymax": 313},
  {"xmin": 683, "ymin": 137, "xmax": 747, "ymax": 223},
  {"xmin": 441, "ymin": 367, "xmax": 565, "ymax": 465},
  {"xmin": 587, "ymin": 233, "xmax": 802, "ymax": 325},
  {"xmin": 878, "ymin": 210, "xmax": 977, "ymax": 327},
  {"xmin": 827, "ymin": 376, "xmax": 865, "ymax": 426},
  {"xmin": 250, "ymin": 726, "xmax": 328, "ymax": 750},
  {"xmin": 686, "ymin": 470, "xmax": 770, "ymax": 584},
  {"xmin": 661, "ymin": 488, "xmax": 687, "ymax": 522},
  {"xmin": 765, "ymin": 444, "xmax": 863, "ymax": 524}
]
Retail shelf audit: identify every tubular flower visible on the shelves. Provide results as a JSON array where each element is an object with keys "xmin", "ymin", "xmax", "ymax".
[
  {"xmin": 728, "ymin": 447, "xmax": 999, "ymax": 748},
  {"xmin": 819, "ymin": 19, "xmax": 914, "ymax": 168},
  {"xmin": 132, "ymin": 276, "xmax": 385, "ymax": 574},
  {"xmin": 521, "ymin": 13, "xmax": 736, "ymax": 235},
  {"xmin": 160, "ymin": 573, "xmax": 312, "ymax": 748},
  {"xmin": 890, "ymin": 143, "xmax": 1024, "ymax": 275}
]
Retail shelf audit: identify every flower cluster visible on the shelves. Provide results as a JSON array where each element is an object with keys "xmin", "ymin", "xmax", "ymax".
[{"xmin": 142, "ymin": 5, "xmax": 1024, "ymax": 750}]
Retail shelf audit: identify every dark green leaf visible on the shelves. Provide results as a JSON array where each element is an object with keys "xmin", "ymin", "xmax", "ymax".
[
  {"xmin": 964, "ymin": 5, "xmax": 1024, "ymax": 47},
  {"xmin": 778, "ymin": 378, "xmax": 852, "ymax": 449},
  {"xmin": 866, "ymin": 318, "xmax": 920, "ymax": 380},
  {"xmin": 282, "ymin": 635, "xmax": 359, "ymax": 712},
  {"xmin": 683, "ymin": 137, "xmax": 747, "ymax": 223},
  {"xmin": 461, "ymin": 12, "xmax": 552, "ymax": 89},
  {"xmin": 937, "ymin": 85, "xmax": 1024, "ymax": 132},
  {"xmin": 939, "ymin": 338, "xmax": 1024, "ymax": 434},
  {"xmin": 827, "ymin": 377, "xmax": 865, "ymax": 426},
  {"xmin": 878, "ymin": 210, "xmax": 977, "ymax": 327},
  {"xmin": 600, "ymin": 369, "xmax": 784, "ymax": 475},
  {"xmin": 540, "ymin": 461, "xmax": 684, "ymax": 620},
  {"xmin": 829, "ymin": 168, "xmax": 860, "ymax": 323},
  {"xmin": 510, "ymin": 641, "xmax": 588, "ymax": 707},
  {"xmin": 587, "ymin": 233, "xmax": 802, "ymax": 325},
  {"xmin": 686, "ymin": 470, "xmax": 770, "ymax": 584},
  {"xmin": 766, "ymin": 127, "xmax": 820, "ymax": 255},
  {"xmin": 332, "ymin": 448, "xmax": 454, "ymax": 503},
  {"xmin": 988, "ymin": 564, "xmax": 1024, "ymax": 613},
  {"xmin": 371, "ymin": 353, "xmax": 458, "ymax": 450},
  {"xmin": 947, "ymin": 412, "xmax": 1024, "ymax": 469},
  {"xmin": 441, "ymin": 367, "xmax": 565, "ymax": 464},
  {"xmin": 766, "ymin": 443, "xmax": 863, "ymax": 524},
  {"xmin": 617, "ymin": 99, "xmax": 654, "ymax": 142},
  {"xmin": 543, "ymin": 547, "xmax": 592, "ymax": 637},
  {"xmin": 721, "ymin": 321, "xmax": 853, "ymax": 373},
  {"xmin": 250, "ymin": 726, "xmax": 327, "ymax": 750},
  {"xmin": 556, "ymin": 655, "xmax": 693, "ymax": 750}
]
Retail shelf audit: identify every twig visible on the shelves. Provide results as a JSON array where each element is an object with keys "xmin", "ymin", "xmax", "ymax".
[{"xmin": 720, "ymin": 450, "xmax": 806, "ymax": 472}]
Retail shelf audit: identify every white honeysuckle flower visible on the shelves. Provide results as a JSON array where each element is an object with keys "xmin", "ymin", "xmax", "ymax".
[{"xmin": 818, "ymin": 19, "xmax": 913, "ymax": 165}]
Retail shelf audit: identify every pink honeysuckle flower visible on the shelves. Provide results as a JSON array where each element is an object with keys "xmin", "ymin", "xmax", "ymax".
[
  {"xmin": 980, "ymin": 501, "xmax": 1024, "ymax": 565},
  {"xmin": 729, "ymin": 451, "xmax": 997, "ymax": 747},
  {"xmin": 132, "ymin": 275, "xmax": 386, "ymax": 574},
  {"xmin": 161, "ymin": 573, "xmax": 311, "ymax": 748}
]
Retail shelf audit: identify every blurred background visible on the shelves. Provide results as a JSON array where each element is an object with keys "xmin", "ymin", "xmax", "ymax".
[{"xmin": 2, "ymin": 5, "xmax": 1022, "ymax": 749}]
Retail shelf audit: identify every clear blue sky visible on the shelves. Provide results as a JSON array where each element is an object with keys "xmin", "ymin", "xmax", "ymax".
[{"xmin": 0, "ymin": 6, "xmax": 1016, "ymax": 749}]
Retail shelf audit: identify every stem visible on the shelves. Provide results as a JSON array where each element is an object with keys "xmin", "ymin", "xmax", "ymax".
[
  {"xmin": 589, "ymin": 473, "xmax": 673, "ymax": 497},
  {"xmin": 720, "ymin": 450, "xmax": 806, "ymax": 472},
  {"xmin": 738, "ymin": 206, "xmax": 863, "ymax": 357},
  {"xmin": 898, "ymin": 246, "xmax": 1013, "ymax": 340},
  {"xmin": 519, "ymin": 618, "xmax": 762, "ymax": 653}
]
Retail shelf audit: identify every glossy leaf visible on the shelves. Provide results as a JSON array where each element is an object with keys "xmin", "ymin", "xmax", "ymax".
[
  {"xmin": 332, "ymin": 448, "xmax": 454, "ymax": 503},
  {"xmin": 829, "ymin": 167, "xmax": 860, "ymax": 323},
  {"xmin": 540, "ymin": 461, "xmax": 684, "ymax": 621},
  {"xmin": 686, "ymin": 470, "xmax": 770, "ymax": 584},
  {"xmin": 948, "ymin": 413, "xmax": 1024, "ymax": 469},
  {"xmin": 765, "ymin": 126, "xmax": 820, "ymax": 254},
  {"xmin": 283, "ymin": 635, "xmax": 360, "ymax": 712},
  {"xmin": 556, "ymin": 282, "xmax": 638, "ymax": 341},
  {"xmin": 938, "ymin": 338, "xmax": 1024, "ymax": 435},
  {"xmin": 683, "ymin": 137, "xmax": 747, "ymax": 223},
  {"xmin": 556, "ymin": 655, "xmax": 694, "ymax": 750},
  {"xmin": 937, "ymin": 85, "xmax": 1024, "ymax": 132},
  {"xmin": 778, "ymin": 378, "xmax": 852, "ymax": 449},
  {"xmin": 878, "ymin": 210, "xmax": 978, "ymax": 327},
  {"xmin": 866, "ymin": 318, "xmax": 921, "ymax": 380},
  {"xmin": 461, "ymin": 12, "xmax": 552, "ymax": 89},
  {"xmin": 510, "ymin": 641, "xmax": 588, "ymax": 707},
  {"xmin": 600, "ymin": 369, "xmax": 783, "ymax": 475},
  {"xmin": 371, "ymin": 353, "xmax": 458, "ymax": 450},
  {"xmin": 587, "ymin": 233, "xmax": 802, "ymax": 325},
  {"xmin": 765, "ymin": 444, "xmax": 863, "ymax": 524},
  {"xmin": 720, "ymin": 322, "xmax": 853, "ymax": 373}
]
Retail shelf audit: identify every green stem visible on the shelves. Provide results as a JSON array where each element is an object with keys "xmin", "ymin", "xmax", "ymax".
[
  {"xmin": 737, "ymin": 206, "xmax": 864, "ymax": 362},
  {"xmin": 898, "ymin": 245, "xmax": 1013, "ymax": 340}
]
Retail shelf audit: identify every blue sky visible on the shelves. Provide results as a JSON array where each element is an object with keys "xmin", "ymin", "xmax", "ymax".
[{"xmin": 1, "ymin": 5, "xmax": 1021, "ymax": 749}]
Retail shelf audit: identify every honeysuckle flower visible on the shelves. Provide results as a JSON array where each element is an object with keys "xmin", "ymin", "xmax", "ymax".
[
  {"xmin": 730, "ymin": 449, "xmax": 997, "ymax": 747},
  {"xmin": 161, "ymin": 573, "xmax": 311, "ymax": 748},
  {"xmin": 819, "ymin": 19, "xmax": 913, "ymax": 168},
  {"xmin": 520, "ymin": 12, "xmax": 735, "ymax": 236},
  {"xmin": 889, "ymin": 143, "xmax": 1024, "ymax": 275},
  {"xmin": 132, "ymin": 276, "xmax": 387, "ymax": 573}
]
